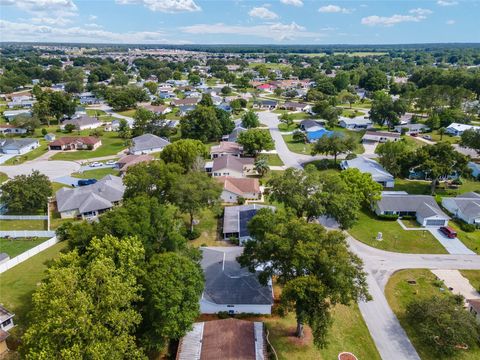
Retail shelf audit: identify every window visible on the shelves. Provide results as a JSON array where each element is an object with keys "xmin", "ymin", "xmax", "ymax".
[{"xmin": 2, "ymin": 318, "xmax": 11, "ymax": 328}]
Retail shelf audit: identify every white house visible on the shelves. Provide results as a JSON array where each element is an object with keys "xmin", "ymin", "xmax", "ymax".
[
  {"xmin": 340, "ymin": 156, "xmax": 395, "ymax": 188},
  {"xmin": 0, "ymin": 124, "xmax": 27, "ymax": 135},
  {"xmin": 0, "ymin": 306, "xmax": 14, "ymax": 332},
  {"xmin": 442, "ymin": 192, "xmax": 480, "ymax": 226},
  {"xmin": 0, "ymin": 138, "xmax": 39, "ymax": 155},
  {"xmin": 362, "ymin": 131, "xmax": 400, "ymax": 143},
  {"xmin": 200, "ymin": 247, "xmax": 273, "ymax": 315},
  {"xmin": 216, "ymin": 177, "xmax": 261, "ymax": 203},
  {"xmin": 129, "ymin": 134, "xmax": 170, "ymax": 155},
  {"xmin": 446, "ymin": 123, "xmax": 480, "ymax": 137},
  {"xmin": 339, "ymin": 117, "xmax": 373, "ymax": 130},
  {"xmin": 60, "ymin": 116, "xmax": 102, "ymax": 131}
]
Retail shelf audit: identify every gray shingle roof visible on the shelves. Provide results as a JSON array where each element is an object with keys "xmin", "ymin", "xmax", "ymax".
[
  {"xmin": 201, "ymin": 247, "xmax": 273, "ymax": 305},
  {"xmin": 341, "ymin": 156, "xmax": 394, "ymax": 183},
  {"xmin": 377, "ymin": 193, "xmax": 449, "ymax": 219},
  {"xmin": 444, "ymin": 192, "xmax": 480, "ymax": 220},
  {"xmin": 0, "ymin": 138, "xmax": 38, "ymax": 152},
  {"xmin": 130, "ymin": 133, "xmax": 170, "ymax": 153},
  {"xmin": 212, "ymin": 155, "xmax": 254, "ymax": 173},
  {"xmin": 56, "ymin": 175, "xmax": 124, "ymax": 214}
]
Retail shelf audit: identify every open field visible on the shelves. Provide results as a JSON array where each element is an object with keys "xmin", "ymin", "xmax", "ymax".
[
  {"xmin": 385, "ymin": 269, "xmax": 480, "ymax": 360},
  {"xmin": 0, "ymin": 238, "xmax": 49, "ymax": 258},
  {"xmin": 348, "ymin": 209, "xmax": 447, "ymax": 254}
]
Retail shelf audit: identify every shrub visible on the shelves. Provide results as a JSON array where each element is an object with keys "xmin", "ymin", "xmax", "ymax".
[
  {"xmin": 378, "ymin": 214, "xmax": 399, "ymax": 221},
  {"xmin": 229, "ymin": 236, "xmax": 239, "ymax": 245},
  {"xmin": 345, "ymin": 153, "xmax": 357, "ymax": 160},
  {"xmin": 458, "ymin": 222, "xmax": 476, "ymax": 232},
  {"xmin": 186, "ymin": 228, "xmax": 200, "ymax": 240},
  {"xmin": 237, "ymin": 196, "xmax": 245, "ymax": 205},
  {"xmin": 401, "ymin": 215, "xmax": 416, "ymax": 220}
]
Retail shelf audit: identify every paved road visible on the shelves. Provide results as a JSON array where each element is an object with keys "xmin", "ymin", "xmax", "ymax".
[
  {"xmin": 0, "ymin": 160, "xmax": 80, "ymax": 180},
  {"xmin": 347, "ymin": 236, "xmax": 480, "ymax": 360}
]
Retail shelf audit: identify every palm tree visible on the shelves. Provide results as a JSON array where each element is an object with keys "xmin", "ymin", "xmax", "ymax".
[
  {"xmin": 254, "ymin": 157, "xmax": 270, "ymax": 177},
  {"xmin": 438, "ymin": 127, "xmax": 446, "ymax": 141}
]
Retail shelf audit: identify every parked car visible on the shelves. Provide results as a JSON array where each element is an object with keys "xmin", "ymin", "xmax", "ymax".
[
  {"xmin": 423, "ymin": 135, "xmax": 432, "ymax": 140},
  {"xmin": 439, "ymin": 226, "xmax": 457, "ymax": 239},
  {"xmin": 78, "ymin": 179, "xmax": 97, "ymax": 186},
  {"xmin": 89, "ymin": 161, "xmax": 103, "ymax": 167},
  {"xmin": 411, "ymin": 133, "xmax": 418, "ymax": 137},
  {"xmin": 105, "ymin": 160, "xmax": 116, "ymax": 165}
]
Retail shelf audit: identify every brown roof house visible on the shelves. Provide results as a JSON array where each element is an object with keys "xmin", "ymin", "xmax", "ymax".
[
  {"xmin": 210, "ymin": 141, "xmax": 243, "ymax": 159},
  {"xmin": 216, "ymin": 176, "xmax": 261, "ymax": 203},
  {"xmin": 208, "ymin": 155, "xmax": 255, "ymax": 178},
  {"xmin": 177, "ymin": 318, "xmax": 266, "ymax": 360},
  {"xmin": 49, "ymin": 136, "xmax": 102, "ymax": 151},
  {"xmin": 116, "ymin": 154, "xmax": 154, "ymax": 174}
]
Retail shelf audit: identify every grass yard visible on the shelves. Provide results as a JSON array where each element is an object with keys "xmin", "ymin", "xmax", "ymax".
[
  {"xmin": 0, "ymin": 238, "xmax": 49, "ymax": 258},
  {"xmin": 51, "ymin": 134, "xmax": 126, "ymax": 161},
  {"xmin": 72, "ymin": 167, "xmax": 120, "ymax": 179},
  {"xmin": 86, "ymin": 109, "xmax": 106, "ymax": 117},
  {"xmin": 400, "ymin": 218, "xmax": 422, "ymax": 228},
  {"xmin": 3, "ymin": 140, "xmax": 49, "ymax": 165},
  {"xmin": 274, "ymin": 110, "xmax": 311, "ymax": 121},
  {"xmin": 421, "ymin": 130, "xmax": 459, "ymax": 144},
  {"xmin": 283, "ymin": 134, "xmax": 311, "ymax": 154},
  {"xmin": 0, "ymin": 242, "xmax": 67, "ymax": 328},
  {"xmin": 264, "ymin": 304, "xmax": 380, "ymax": 360},
  {"xmin": 1, "ymin": 220, "xmax": 47, "ymax": 231},
  {"xmin": 278, "ymin": 123, "xmax": 299, "ymax": 132},
  {"xmin": 448, "ymin": 221, "xmax": 480, "ymax": 254},
  {"xmin": 115, "ymin": 109, "xmax": 137, "ymax": 117},
  {"xmin": 186, "ymin": 208, "xmax": 231, "ymax": 248},
  {"xmin": 330, "ymin": 127, "xmax": 365, "ymax": 154},
  {"xmin": 51, "ymin": 182, "xmax": 71, "ymax": 193},
  {"xmin": 0, "ymin": 171, "xmax": 8, "ymax": 184},
  {"xmin": 459, "ymin": 270, "xmax": 480, "ymax": 292},
  {"xmin": 341, "ymin": 109, "xmax": 365, "ymax": 117},
  {"xmin": 393, "ymin": 178, "xmax": 480, "ymax": 197},
  {"xmin": 385, "ymin": 269, "xmax": 480, "ymax": 360},
  {"xmin": 348, "ymin": 209, "xmax": 447, "ymax": 254},
  {"xmin": 264, "ymin": 154, "xmax": 284, "ymax": 167}
]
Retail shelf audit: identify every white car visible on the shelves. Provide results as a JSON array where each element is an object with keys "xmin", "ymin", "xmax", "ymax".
[
  {"xmin": 89, "ymin": 162, "xmax": 103, "ymax": 167},
  {"xmin": 105, "ymin": 160, "xmax": 116, "ymax": 165}
]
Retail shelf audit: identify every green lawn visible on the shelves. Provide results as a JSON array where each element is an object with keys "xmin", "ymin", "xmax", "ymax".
[
  {"xmin": 72, "ymin": 167, "xmax": 120, "ymax": 179},
  {"xmin": 1, "ymin": 220, "xmax": 47, "ymax": 231},
  {"xmin": 421, "ymin": 130, "xmax": 459, "ymax": 144},
  {"xmin": 186, "ymin": 208, "xmax": 228, "ymax": 248},
  {"xmin": 341, "ymin": 109, "xmax": 365, "ymax": 117},
  {"xmin": 394, "ymin": 178, "xmax": 480, "ymax": 197},
  {"xmin": 274, "ymin": 110, "xmax": 310, "ymax": 120},
  {"xmin": 278, "ymin": 123, "xmax": 300, "ymax": 132},
  {"xmin": 115, "ymin": 109, "xmax": 137, "ymax": 117},
  {"xmin": 448, "ymin": 221, "xmax": 480, "ymax": 254},
  {"xmin": 0, "ymin": 238, "xmax": 49, "ymax": 258},
  {"xmin": 86, "ymin": 109, "xmax": 106, "ymax": 117},
  {"xmin": 348, "ymin": 209, "xmax": 447, "ymax": 254},
  {"xmin": 283, "ymin": 134, "xmax": 311, "ymax": 154},
  {"xmin": 459, "ymin": 270, "xmax": 480, "ymax": 292},
  {"xmin": 264, "ymin": 154, "xmax": 284, "ymax": 166},
  {"xmin": 2, "ymin": 140, "xmax": 49, "ymax": 165},
  {"xmin": 385, "ymin": 269, "xmax": 480, "ymax": 360},
  {"xmin": 265, "ymin": 304, "xmax": 380, "ymax": 360},
  {"xmin": 51, "ymin": 134, "xmax": 126, "ymax": 161},
  {"xmin": 0, "ymin": 171, "xmax": 8, "ymax": 184},
  {"xmin": 0, "ymin": 242, "xmax": 67, "ymax": 328},
  {"xmin": 330, "ymin": 127, "xmax": 365, "ymax": 154},
  {"xmin": 51, "ymin": 182, "xmax": 71, "ymax": 193}
]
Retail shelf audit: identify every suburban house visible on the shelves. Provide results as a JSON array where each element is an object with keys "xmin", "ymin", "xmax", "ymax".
[
  {"xmin": 3, "ymin": 109, "xmax": 32, "ymax": 121},
  {"xmin": 78, "ymin": 92, "xmax": 100, "ymax": 105},
  {"xmin": 116, "ymin": 154, "xmax": 154, "ymax": 174},
  {"xmin": 252, "ymin": 100, "xmax": 277, "ymax": 110},
  {"xmin": 223, "ymin": 204, "xmax": 275, "ymax": 242},
  {"xmin": 7, "ymin": 95, "xmax": 35, "ymax": 108},
  {"xmin": 362, "ymin": 131, "xmax": 400, "ymax": 143},
  {"xmin": 209, "ymin": 155, "xmax": 255, "ymax": 178},
  {"xmin": 467, "ymin": 299, "xmax": 480, "ymax": 323},
  {"xmin": 374, "ymin": 191, "xmax": 450, "ymax": 227},
  {"xmin": 200, "ymin": 247, "xmax": 274, "ymax": 314},
  {"xmin": 0, "ymin": 124, "xmax": 27, "ymax": 134},
  {"xmin": 299, "ymin": 119, "xmax": 324, "ymax": 132},
  {"xmin": 223, "ymin": 125, "xmax": 247, "ymax": 142},
  {"xmin": 339, "ymin": 117, "xmax": 373, "ymax": 130},
  {"xmin": 394, "ymin": 123, "xmax": 429, "ymax": 135},
  {"xmin": 129, "ymin": 133, "xmax": 170, "ymax": 155},
  {"xmin": 0, "ymin": 306, "xmax": 14, "ymax": 332},
  {"xmin": 178, "ymin": 104, "xmax": 197, "ymax": 116},
  {"xmin": 111, "ymin": 118, "xmax": 134, "ymax": 130},
  {"xmin": 170, "ymin": 98, "xmax": 200, "ymax": 107},
  {"xmin": 60, "ymin": 116, "xmax": 102, "ymax": 131},
  {"xmin": 210, "ymin": 141, "xmax": 243, "ymax": 158},
  {"xmin": 216, "ymin": 176, "xmax": 261, "ymax": 203},
  {"xmin": 141, "ymin": 104, "xmax": 171, "ymax": 115},
  {"xmin": 177, "ymin": 318, "xmax": 266, "ymax": 360},
  {"xmin": 446, "ymin": 123, "xmax": 480, "ymax": 136},
  {"xmin": 442, "ymin": 192, "xmax": 480, "ymax": 226},
  {"xmin": 0, "ymin": 138, "xmax": 39, "ymax": 155},
  {"xmin": 341, "ymin": 156, "xmax": 395, "ymax": 188},
  {"xmin": 48, "ymin": 137, "xmax": 102, "ymax": 151},
  {"xmin": 281, "ymin": 101, "xmax": 311, "ymax": 112},
  {"xmin": 55, "ymin": 175, "xmax": 125, "ymax": 219},
  {"xmin": 44, "ymin": 133, "xmax": 56, "ymax": 141}
]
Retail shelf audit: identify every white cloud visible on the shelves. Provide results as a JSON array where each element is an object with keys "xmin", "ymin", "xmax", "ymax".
[
  {"xmin": 180, "ymin": 22, "xmax": 326, "ymax": 41},
  {"xmin": 0, "ymin": 19, "xmax": 191, "ymax": 44},
  {"xmin": 84, "ymin": 23, "xmax": 103, "ymax": 29},
  {"xmin": 116, "ymin": 0, "xmax": 200, "ymax": 13},
  {"xmin": 249, "ymin": 6, "xmax": 279, "ymax": 20},
  {"xmin": 437, "ymin": 0, "xmax": 458, "ymax": 6},
  {"xmin": 280, "ymin": 0, "xmax": 303, "ymax": 6},
  {"xmin": 318, "ymin": 5, "xmax": 352, "ymax": 14},
  {"xmin": 409, "ymin": 8, "xmax": 433, "ymax": 15},
  {"xmin": 0, "ymin": 0, "xmax": 78, "ymax": 16},
  {"xmin": 88, "ymin": 15, "xmax": 98, "ymax": 21},
  {"xmin": 361, "ymin": 13, "xmax": 428, "ymax": 26},
  {"xmin": 446, "ymin": 19, "xmax": 456, "ymax": 25},
  {"xmin": 30, "ymin": 17, "xmax": 72, "ymax": 26}
]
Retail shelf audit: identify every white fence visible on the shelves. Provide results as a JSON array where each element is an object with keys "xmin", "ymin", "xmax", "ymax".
[
  {"xmin": 0, "ymin": 236, "xmax": 59, "ymax": 274},
  {"xmin": 0, "ymin": 215, "xmax": 48, "ymax": 220},
  {"xmin": 0, "ymin": 230, "xmax": 56, "ymax": 238}
]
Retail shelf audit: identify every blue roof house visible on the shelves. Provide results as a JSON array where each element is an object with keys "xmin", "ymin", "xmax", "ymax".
[{"xmin": 306, "ymin": 128, "xmax": 335, "ymax": 142}]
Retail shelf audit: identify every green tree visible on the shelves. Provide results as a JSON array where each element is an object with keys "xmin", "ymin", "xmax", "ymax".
[
  {"xmin": 254, "ymin": 156, "xmax": 270, "ymax": 177},
  {"xmin": 21, "ymin": 235, "xmax": 146, "ymax": 360},
  {"xmin": 406, "ymin": 296, "xmax": 480, "ymax": 356},
  {"xmin": 144, "ymin": 81, "xmax": 158, "ymax": 95},
  {"xmin": 369, "ymin": 91, "xmax": 407, "ymax": 128},
  {"xmin": 241, "ymin": 110, "xmax": 260, "ymax": 128},
  {"xmin": 238, "ymin": 209, "xmax": 369, "ymax": 346},
  {"xmin": 279, "ymin": 113, "xmax": 294, "ymax": 129},
  {"xmin": 375, "ymin": 140, "xmax": 411, "ymax": 177},
  {"xmin": 64, "ymin": 123, "xmax": 76, "ymax": 133},
  {"xmin": 337, "ymin": 90, "xmax": 359, "ymax": 108},
  {"xmin": 237, "ymin": 129, "xmax": 274, "ymax": 156},
  {"xmin": 141, "ymin": 252, "xmax": 204, "ymax": 352},
  {"xmin": 12, "ymin": 114, "xmax": 41, "ymax": 134},
  {"xmin": 188, "ymin": 73, "xmax": 201, "ymax": 86},
  {"xmin": 160, "ymin": 139, "xmax": 207, "ymax": 172},
  {"xmin": 180, "ymin": 105, "xmax": 223, "ymax": 142},
  {"xmin": 311, "ymin": 134, "xmax": 356, "ymax": 163},
  {"xmin": 1, "ymin": 171, "xmax": 52, "ymax": 213},
  {"xmin": 199, "ymin": 93, "xmax": 213, "ymax": 107},
  {"xmin": 460, "ymin": 128, "xmax": 480, "ymax": 154},
  {"xmin": 292, "ymin": 130, "xmax": 308, "ymax": 143},
  {"xmin": 359, "ymin": 67, "xmax": 388, "ymax": 92},
  {"xmin": 170, "ymin": 171, "xmax": 221, "ymax": 232}
]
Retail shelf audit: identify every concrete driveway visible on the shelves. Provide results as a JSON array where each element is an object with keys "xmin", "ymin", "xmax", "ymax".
[
  {"xmin": 429, "ymin": 228, "xmax": 476, "ymax": 255},
  {"xmin": 431, "ymin": 269, "xmax": 480, "ymax": 300},
  {"xmin": 0, "ymin": 160, "xmax": 80, "ymax": 180}
]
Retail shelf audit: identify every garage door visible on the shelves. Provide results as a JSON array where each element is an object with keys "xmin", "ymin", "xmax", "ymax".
[{"xmin": 426, "ymin": 219, "xmax": 446, "ymax": 226}]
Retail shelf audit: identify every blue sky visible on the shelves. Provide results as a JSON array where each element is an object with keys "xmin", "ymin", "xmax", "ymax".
[{"xmin": 0, "ymin": 0, "xmax": 479, "ymax": 44}]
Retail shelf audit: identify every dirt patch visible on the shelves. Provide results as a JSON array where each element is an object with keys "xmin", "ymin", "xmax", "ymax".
[{"xmin": 285, "ymin": 325, "xmax": 313, "ymax": 347}]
